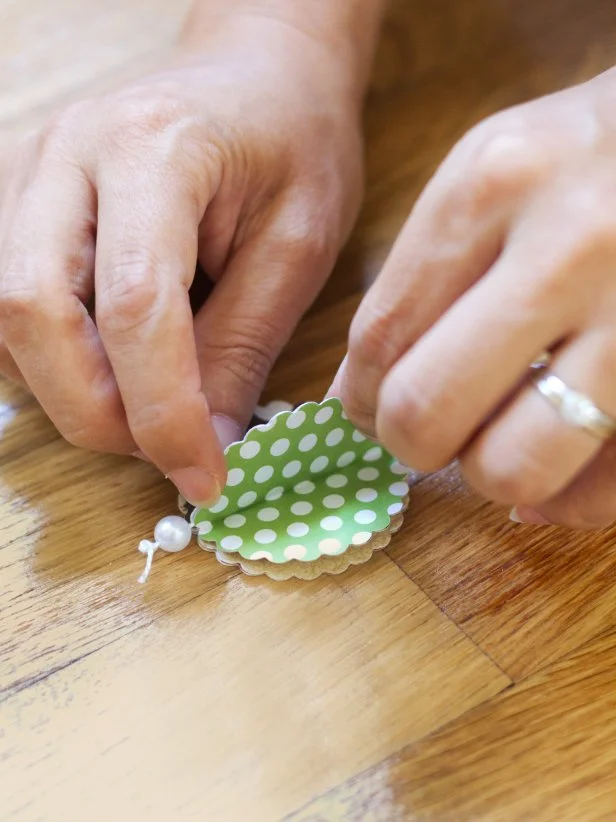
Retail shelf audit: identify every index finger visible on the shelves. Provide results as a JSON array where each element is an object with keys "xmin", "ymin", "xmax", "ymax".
[{"xmin": 94, "ymin": 156, "xmax": 226, "ymax": 506}]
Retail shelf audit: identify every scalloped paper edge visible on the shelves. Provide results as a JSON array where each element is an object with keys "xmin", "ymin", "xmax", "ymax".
[{"xmin": 198, "ymin": 495, "xmax": 408, "ymax": 580}]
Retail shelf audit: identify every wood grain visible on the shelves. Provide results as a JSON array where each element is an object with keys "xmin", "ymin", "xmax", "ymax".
[
  {"xmin": 290, "ymin": 628, "xmax": 616, "ymax": 822},
  {"xmin": 2, "ymin": 0, "xmax": 616, "ymax": 820},
  {"xmin": 1, "ymin": 555, "xmax": 507, "ymax": 821}
]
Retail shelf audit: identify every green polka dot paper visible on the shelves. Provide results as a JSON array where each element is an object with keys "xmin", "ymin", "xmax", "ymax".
[{"xmin": 191, "ymin": 398, "xmax": 410, "ymax": 564}]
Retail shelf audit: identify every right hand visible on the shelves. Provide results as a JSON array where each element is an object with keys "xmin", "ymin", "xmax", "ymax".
[{"xmin": 0, "ymin": 12, "xmax": 364, "ymax": 505}]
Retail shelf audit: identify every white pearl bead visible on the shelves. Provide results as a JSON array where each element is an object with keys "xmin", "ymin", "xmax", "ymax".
[{"xmin": 154, "ymin": 516, "xmax": 193, "ymax": 553}]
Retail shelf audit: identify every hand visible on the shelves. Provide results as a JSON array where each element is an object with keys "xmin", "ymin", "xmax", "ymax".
[
  {"xmin": 0, "ymin": 12, "xmax": 364, "ymax": 505},
  {"xmin": 334, "ymin": 68, "xmax": 616, "ymax": 529}
]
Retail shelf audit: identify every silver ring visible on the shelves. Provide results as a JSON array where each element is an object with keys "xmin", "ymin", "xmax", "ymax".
[{"xmin": 531, "ymin": 366, "xmax": 616, "ymax": 441}]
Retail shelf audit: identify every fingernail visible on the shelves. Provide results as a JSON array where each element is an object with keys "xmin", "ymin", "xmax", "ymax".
[
  {"xmin": 509, "ymin": 506, "xmax": 551, "ymax": 525},
  {"xmin": 211, "ymin": 414, "xmax": 243, "ymax": 449},
  {"xmin": 167, "ymin": 467, "xmax": 221, "ymax": 508},
  {"xmin": 326, "ymin": 354, "xmax": 348, "ymax": 399}
]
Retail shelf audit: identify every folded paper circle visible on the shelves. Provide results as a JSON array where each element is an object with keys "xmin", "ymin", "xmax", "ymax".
[{"xmin": 192, "ymin": 398, "xmax": 409, "ymax": 564}]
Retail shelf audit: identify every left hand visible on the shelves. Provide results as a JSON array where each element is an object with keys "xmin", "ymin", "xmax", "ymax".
[{"xmin": 333, "ymin": 68, "xmax": 616, "ymax": 530}]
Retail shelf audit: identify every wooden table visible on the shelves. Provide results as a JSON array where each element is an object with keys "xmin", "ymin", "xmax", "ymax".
[{"xmin": 3, "ymin": 2, "xmax": 616, "ymax": 819}]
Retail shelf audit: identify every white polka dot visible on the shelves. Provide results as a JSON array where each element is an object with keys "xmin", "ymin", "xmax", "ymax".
[
  {"xmin": 310, "ymin": 456, "xmax": 329, "ymax": 473},
  {"xmin": 323, "ymin": 494, "xmax": 345, "ymax": 509},
  {"xmin": 389, "ymin": 481, "xmax": 409, "ymax": 496},
  {"xmin": 314, "ymin": 406, "xmax": 334, "ymax": 425},
  {"xmin": 341, "ymin": 409, "xmax": 349, "ymax": 420},
  {"xmin": 325, "ymin": 427, "xmax": 345, "ymax": 447},
  {"xmin": 197, "ymin": 520, "xmax": 212, "ymax": 535},
  {"xmin": 286, "ymin": 409, "xmax": 306, "ymax": 429},
  {"xmin": 288, "ymin": 522, "xmax": 309, "ymax": 538},
  {"xmin": 319, "ymin": 538, "xmax": 342, "ymax": 555},
  {"xmin": 291, "ymin": 501, "xmax": 313, "ymax": 516},
  {"xmin": 356, "ymin": 488, "xmax": 378, "ymax": 503},
  {"xmin": 270, "ymin": 437, "xmax": 290, "ymax": 457},
  {"xmin": 352, "ymin": 531, "xmax": 371, "ymax": 545},
  {"xmin": 336, "ymin": 451, "xmax": 356, "ymax": 468},
  {"xmin": 299, "ymin": 433, "xmax": 318, "ymax": 452},
  {"xmin": 391, "ymin": 461, "xmax": 409, "ymax": 475},
  {"xmin": 282, "ymin": 460, "xmax": 302, "ymax": 478},
  {"xmin": 326, "ymin": 473, "xmax": 348, "ymax": 488},
  {"xmin": 220, "ymin": 535, "xmax": 243, "ymax": 551},
  {"xmin": 251, "ymin": 550, "xmax": 273, "ymax": 561},
  {"xmin": 363, "ymin": 446, "xmax": 383, "ymax": 462},
  {"xmin": 321, "ymin": 516, "xmax": 343, "ymax": 531},
  {"xmin": 352, "ymin": 430, "xmax": 367, "ymax": 443},
  {"xmin": 254, "ymin": 465, "xmax": 274, "ymax": 484},
  {"xmin": 226, "ymin": 468, "xmax": 245, "ymax": 487},
  {"xmin": 284, "ymin": 544, "xmax": 307, "ymax": 560},
  {"xmin": 388, "ymin": 501, "xmax": 404, "ymax": 515},
  {"xmin": 257, "ymin": 507, "xmax": 280, "ymax": 522},
  {"xmin": 209, "ymin": 495, "xmax": 229, "ymax": 514},
  {"xmin": 355, "ymin": 509, "xmax": 377, "ymax": 525},
  {"xmin": 240, "ymin": 440, "xmax": 261, "ymax": 459},
  {"xmin": 238, "ymin": 491, "xmax": 257, "ymax": 508},
  {"xmin": 255, "ymin": 529, "xmax": 276, "ymax": 544},
  {"xmin": 224, "ymin": 514, "xmax": 246, "ymax": 528},
  {"xmin": 265, "ymin": 486, "xmax": 284, "ymax": 501},
  {"xmin": 358, "ymin": 467, "xmax": 379, "ymax": 482},
  {"xmin": 294, "ymin": 480, "xmax": 316, "ymax": 495}
]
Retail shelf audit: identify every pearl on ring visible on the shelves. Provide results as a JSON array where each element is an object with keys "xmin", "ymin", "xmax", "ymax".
[{"xmin": 138, "ymin": 515, "xmax": 193, "ymax": 583}]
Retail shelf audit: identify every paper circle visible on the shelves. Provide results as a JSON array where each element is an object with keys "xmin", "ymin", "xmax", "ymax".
[
  {"xmin": 197, "ymin": 521, "xmax": 213, "ymax": 535},
  {"xmin": 265, "ymin": 486, "xmax": 284, "ymax": 501},
  {"xmin": 336, "ymin": 451, "xmax": 356, "ymax": 468},
  {"xmin": 357, "ymin": 467, "xmax": 379, "ymax": 482},
  {"xmin": 352, "ymin": 531, "xmax": 371, "ymax": 545},
  {"xmin": 388, "ymin": 501, "xmax": 404, "ymax": 515},
  {"xmin": 352, "ymin": 430, "xmax": 366, "ymax": 443}
]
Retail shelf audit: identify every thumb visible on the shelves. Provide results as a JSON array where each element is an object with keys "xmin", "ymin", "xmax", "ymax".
[{"xmin": 193, "ymin": 206, "xmax": 336, "ymax": 440}]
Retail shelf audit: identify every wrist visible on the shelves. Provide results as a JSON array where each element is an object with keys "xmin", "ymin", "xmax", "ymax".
[{"xmin": 179, "ymin": 0, "xmax": 387, "ymax": 104}]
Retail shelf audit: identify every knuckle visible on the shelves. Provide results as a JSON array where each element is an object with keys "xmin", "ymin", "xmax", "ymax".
[
  {"xmin": 348, "ymin": 304, "xmax": 402, "ymax": 373},
  {"xmin": 462, "ymin": 445, "xmax": 557, "ymax": 506},
  {"xmin": 129, "ymin": 401, "xmax": 178, "ymax": 444},
  {"xmin": 38, "ymin": 102, "xmax": 88, "ymax": 156},
  {"xmin": 97, "ymin": 249, "xmax": 161, "ymax": 334},
  {"xmin": 101, "ymin": 95, "xmax": 192, "ymax": 152},
  {"xmin": 377, "ymin": 378, "xmax": 450, "ymax": 472},
  {"xmin": 203, "ymin": 319, "xmax": 279, "ymax": 391},
  {"xmin": 271, "ymin": 202, "xmax": 334, "ymax": 264},
  {"xmin": 0, "ymin": 282, "xmax": 39, "ymax": 327},
  {"xmin": 460, "ymin": 118, "xmax": 543, "ymax": 206}
]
